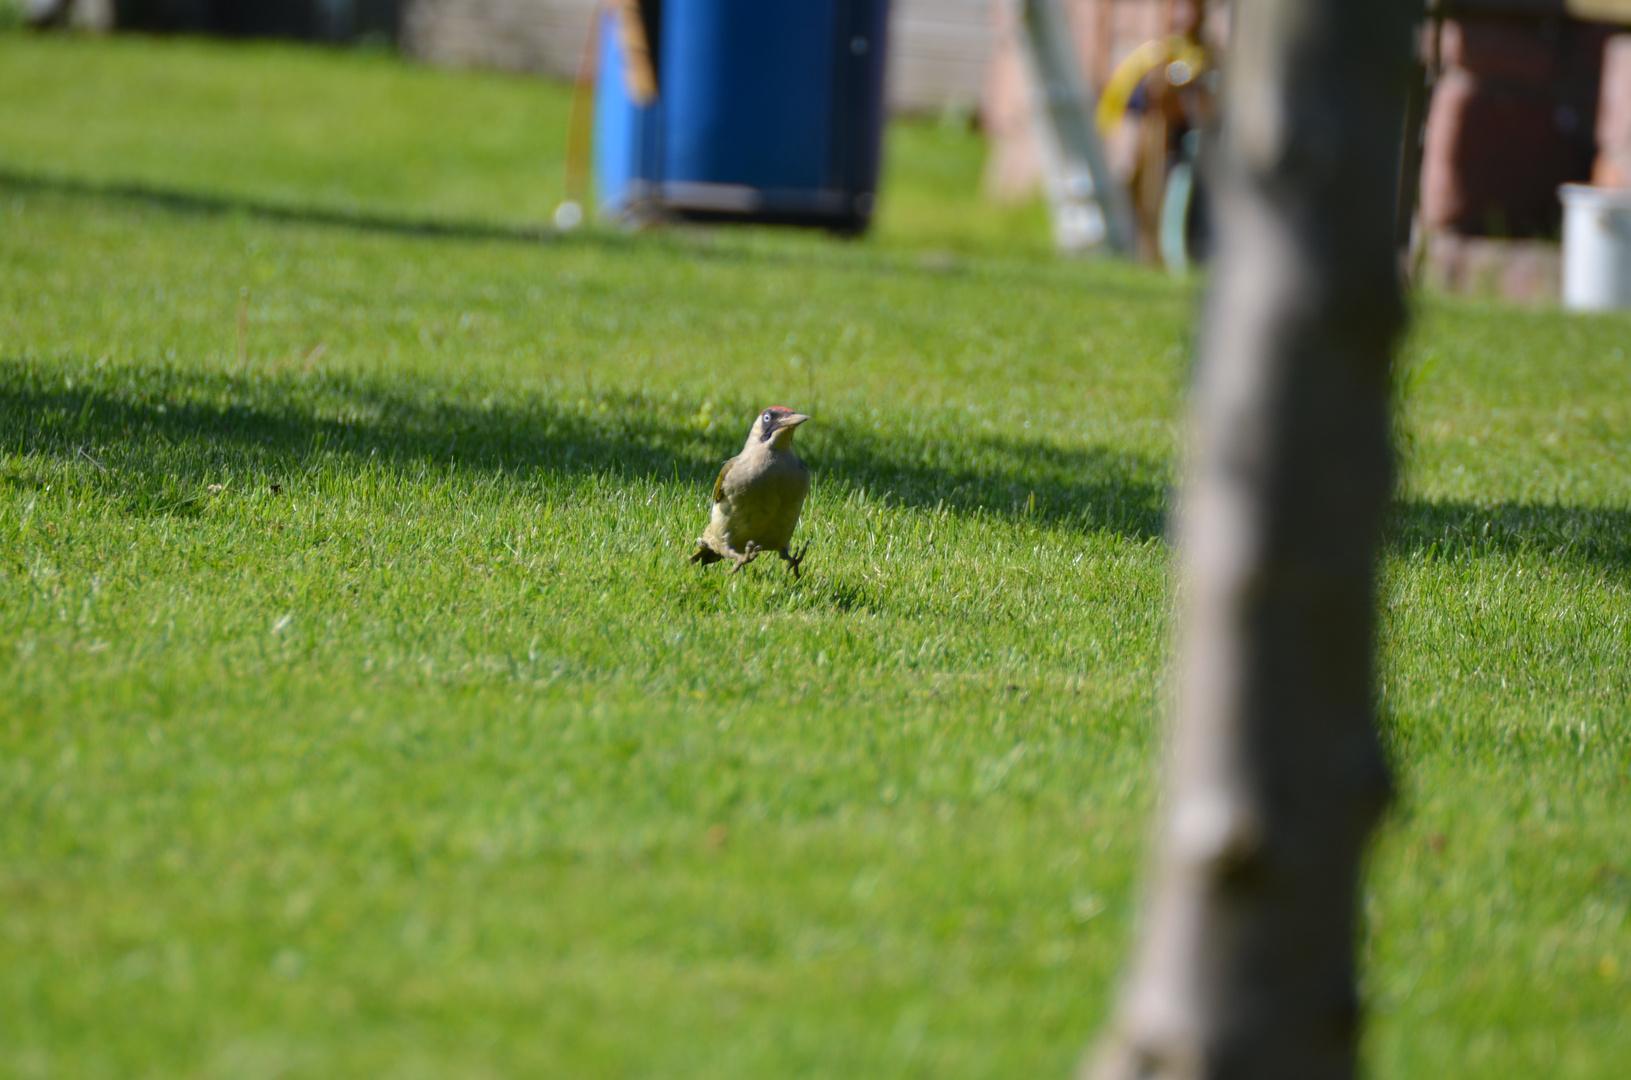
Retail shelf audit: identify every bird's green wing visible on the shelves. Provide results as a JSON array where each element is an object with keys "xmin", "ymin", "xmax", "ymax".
[{"xmin": 711, "ymin": 457, "xmax": 736, "ymax": 504}]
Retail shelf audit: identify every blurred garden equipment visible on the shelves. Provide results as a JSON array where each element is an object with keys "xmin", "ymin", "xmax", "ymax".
[
  {"xmin": 1010, "ymin": 0, "xmax": 1135, "ymax": 255},
  {"xmin": 1090, "ymin": 11, "xmax": 1214, "ymax": 268},
  {"xmin": 592, "ymin": 0, "xmax": 890, "ymax": 234},
  {"xmin": 983, "ymin": 0, "xmax": 1219, "ymax": 267},
  {"xmin": 1560, "ymin": 182, "xmax": 1631, "ymax": 308}
]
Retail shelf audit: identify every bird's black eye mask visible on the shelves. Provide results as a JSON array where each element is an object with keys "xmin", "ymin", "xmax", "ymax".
[{"xmin": 760, "ymin": 411, "xmax": 777, "ymax": 441}]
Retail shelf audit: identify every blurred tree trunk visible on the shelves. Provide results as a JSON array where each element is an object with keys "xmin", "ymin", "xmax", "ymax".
[{"xmin": 1087, "ymin": 2, "xmax": 1417, "ymax": 1079}]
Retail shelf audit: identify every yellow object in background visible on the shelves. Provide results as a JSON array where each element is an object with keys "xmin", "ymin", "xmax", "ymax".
[{"xmin": 1095, "ymin": 36, "xmax": 1208, "ymax": 135}]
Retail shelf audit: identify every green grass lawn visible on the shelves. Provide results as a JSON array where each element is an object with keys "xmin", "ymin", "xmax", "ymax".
[{"xmin": 2, "ymin": 30, "xmax": 1628, "ymax": 1080}]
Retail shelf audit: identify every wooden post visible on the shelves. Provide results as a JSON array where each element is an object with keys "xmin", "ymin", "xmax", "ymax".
[{"xmin": 1087, "ymin": 0, "xmax": 1417, "ymax": 1077}]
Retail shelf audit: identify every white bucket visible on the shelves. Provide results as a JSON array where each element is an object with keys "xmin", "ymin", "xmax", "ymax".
[{"xmin": 1560, "ymin": 184, "xmax": 1631, "ymax": 311}]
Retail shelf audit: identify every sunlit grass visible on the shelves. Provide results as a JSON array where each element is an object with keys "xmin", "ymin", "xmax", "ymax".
[{"xmin": 1, "ymin": 28, "xmax": 1628, "ymax": 1080}]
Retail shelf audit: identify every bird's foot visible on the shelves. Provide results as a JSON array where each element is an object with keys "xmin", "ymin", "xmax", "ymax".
[
  {"xmin": 730, "ymin": 541, "xmax": 762, "ymax": 573},
  {"xmin": 780, "ymin": 541, "xmax": 809, "ymax": 579}
]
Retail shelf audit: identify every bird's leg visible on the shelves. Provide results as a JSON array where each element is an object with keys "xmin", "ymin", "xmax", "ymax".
[
  {"xmin": 780, "ymin": 541, "xmax": 809, "ymax": 578},
  {"xmin": 729, "ymin": 540, "xmax": 762, "ymax": 573}
]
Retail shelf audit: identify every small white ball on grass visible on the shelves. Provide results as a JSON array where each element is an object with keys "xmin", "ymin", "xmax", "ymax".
[{"xmin": 554, "ymin": 201, "xmax": 584, "ymax": 232}]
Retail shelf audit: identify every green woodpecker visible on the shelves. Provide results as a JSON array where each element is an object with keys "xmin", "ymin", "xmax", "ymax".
[{"xmin": 690, "ymin": 406, "xmax": 811, "ymax": 576}]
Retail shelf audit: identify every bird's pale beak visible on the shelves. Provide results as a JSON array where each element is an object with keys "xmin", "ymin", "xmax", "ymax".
[{"xmin": 778, "ymin": 413, "xmax": 810, "ymax": 429}]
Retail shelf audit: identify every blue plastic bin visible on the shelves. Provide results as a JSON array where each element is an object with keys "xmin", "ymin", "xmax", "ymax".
[{"xmin": 593, "ymin": 0, "xmax": 890, "ymax": 233}]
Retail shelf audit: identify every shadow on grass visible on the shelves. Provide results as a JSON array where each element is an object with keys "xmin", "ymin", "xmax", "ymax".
[
  {"xmin": 8, "ymin": 359, "xmax": 1625, "ymax": 566},
  {"xmin": 0, "ymin": 167, "xmax": 575, "ymax": 248},
  {"xmin": 0, "ymin": 360, "xmax": 1170, "ymax": 539},
  {"xmin": 1386, "ymin": 500, "xmax": 1631, "ymax": 571}
]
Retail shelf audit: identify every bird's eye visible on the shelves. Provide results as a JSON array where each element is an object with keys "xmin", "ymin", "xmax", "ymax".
[{"xmin": 762, "ymin": 411, "xmax": 773, "ymax": 423}]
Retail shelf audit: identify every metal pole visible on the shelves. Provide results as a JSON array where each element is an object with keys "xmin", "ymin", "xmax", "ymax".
[{"xmin": 1013, "ymin": 0, "xmax": 1137, "ymax": 256}]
